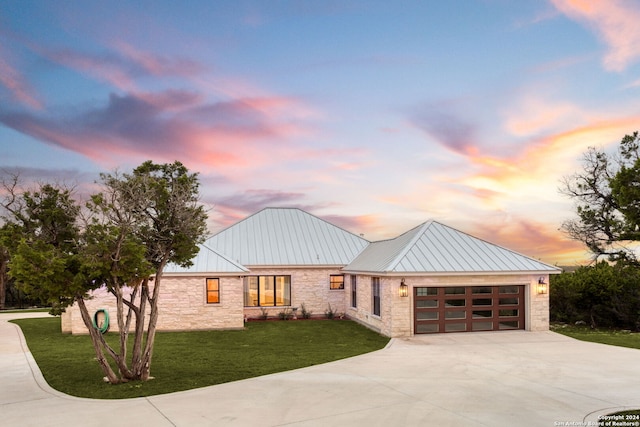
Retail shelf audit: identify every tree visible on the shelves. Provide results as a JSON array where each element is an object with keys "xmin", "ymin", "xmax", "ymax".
[
  {"xmin": 1, "ymin": 175, "xmax": 83, "ymax": 312},
  {"xmin": 88, "ymin": 161, "xmax": 208, "ymax": 382},
  {"xmin": 4, "ymin": 161, "xmax": 208, "ymax": 383},
  {"xmin": 560, "ymin": 132, "xmax": 640, "ymax": 262}
]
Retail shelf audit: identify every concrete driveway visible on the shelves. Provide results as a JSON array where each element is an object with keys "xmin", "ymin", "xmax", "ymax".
[{"xmin": 2, "ymin": 312, "xmax": 639, "ymax": 426}]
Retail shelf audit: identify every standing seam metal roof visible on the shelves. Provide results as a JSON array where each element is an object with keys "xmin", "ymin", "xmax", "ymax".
[
  {"xmin": 344, "ymin": 220, "xmax": 561, "ymax": 274},
  {"xmin": 163, "ymin": 243, "xmax": 249, "ymax": 274},
  {"xmin": 205, "ymin": 207, "xmax": 370, "ymax": 266}
]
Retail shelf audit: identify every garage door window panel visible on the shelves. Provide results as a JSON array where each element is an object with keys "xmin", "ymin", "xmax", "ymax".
[
  {"xmin": 472, "ymin": 310, "xmax": 492, "ymax": 319},
  {"xmin": 417, "ymin": 300, "xmax": 438, "ymax": 308},
  {"xmin": 417, "ymin": 312, "xmax": 438, "ymax": 321},
  {"xmin": 445, "ymin": 299, "xmax": 465, "ymax": 307},
  {"xmin": 499, "ymin": 309, "xmax": 518, "ymax": 317},
  {"xmin": 445, "ymin": 310, "xmax": 466, "ymax": 320},
  {"xmin": 417, "ymin": 287, "xmax": 438, "ymax": 296},
  {"xmin": 472, "ymin": 322, "xmax": 493, "ymax": 331},
  {"xmin": 499, "ymin": 321, "xmax": 519, "ymax": 330},
  {"xmin": 445, "ymin": 323, "xmax": 466, "ymax": 332}
]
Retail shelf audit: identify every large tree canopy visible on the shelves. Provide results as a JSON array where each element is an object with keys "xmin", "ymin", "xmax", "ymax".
[
  {"xmin": 2, "ymin": 161, "xmax": 208, "ymax": 383},
  {"xmin": 561, "ymin": 132, "xmax": 640, "ymax": 262}
]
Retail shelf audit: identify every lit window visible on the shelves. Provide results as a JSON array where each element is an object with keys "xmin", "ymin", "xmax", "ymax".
[
  {"xmin": 330, "ymin": 274, "xmax": 345, "ymax": 290},
  {"xmin": 243, "ymin": 276, "xmax": 291, "ymax": 307},
  {"xmin": 206, "ymin": 278, "xmax": 220, "ymax": 304}
]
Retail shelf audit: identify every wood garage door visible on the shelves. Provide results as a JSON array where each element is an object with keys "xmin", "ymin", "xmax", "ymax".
[{"xmin": 414, "ymin": 285, "xmax": 525, "ymax": 334}]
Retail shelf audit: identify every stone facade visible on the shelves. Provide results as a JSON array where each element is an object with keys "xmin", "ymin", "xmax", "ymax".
[
  {"xmin": 61, "ymin": 275, "xmax": 245, "ymax": 334},
  {"xmin": 242, "ymin": 267, "xmax": 346, "ymax": 320},
  {"xmin": 61, "ymin": 269, "xmax": 551, "ymax": 338},
  {"xmin": 344, "ymin": 273, "xmax": 550, "ymax": 337}
]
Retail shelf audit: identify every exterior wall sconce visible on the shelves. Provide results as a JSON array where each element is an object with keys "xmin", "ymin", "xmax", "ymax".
[
  {"xmin": 399, "ymin": 278, "xmax": 409, "ymax": 297},
  {"xmin": 537, "ymin": 277, "xmax": 548, "ymax": 295}
]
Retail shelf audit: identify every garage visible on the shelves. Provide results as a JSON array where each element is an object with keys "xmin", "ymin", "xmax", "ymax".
[{"xmin": 414, "ymin": 285, "xmax": 525, "ymax": 334}]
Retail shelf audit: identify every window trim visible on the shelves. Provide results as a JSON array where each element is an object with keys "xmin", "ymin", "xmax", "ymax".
[
  {"xmin": 372, "ymin": 277, "xmax": 381, "ymax": 316},
  {"xmin": 330, "ymin": 274, "xmax": 345, "ymax": 290},
  {"xmin": 206, "ymin": 278, "xmax": 220, "ymax": 304}
]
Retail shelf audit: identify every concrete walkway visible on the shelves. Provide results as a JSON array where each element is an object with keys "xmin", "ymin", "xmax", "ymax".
[{"xmin": 2, "ymin": 312, "xmax": 639, "ymax": 427}]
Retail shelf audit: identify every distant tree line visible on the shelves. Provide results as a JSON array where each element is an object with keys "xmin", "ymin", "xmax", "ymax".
[{"xmin": 553, "ymin": 132, "xmax": 640, "ymax": 330}]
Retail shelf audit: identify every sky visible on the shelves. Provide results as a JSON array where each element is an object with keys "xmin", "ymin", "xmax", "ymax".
[{"xmin": 2, "ymin": 0, "xmax": 640, "ymax": 266}]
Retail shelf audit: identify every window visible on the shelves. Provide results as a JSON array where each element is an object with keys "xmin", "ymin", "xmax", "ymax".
[
  {"xmin": 243, "ymin": 276, "xmax": 291, "ymax": 307},
  {"xmin": 206, "ymin": 278, "xmax": 220, "ymax": 304},
  {"xmin": 372, "ymin": 277, "xmax": 381, "ymax": 316},
  {"xmin": 351, "ymin": 275, "xmax": 357, "ymax": 308},
  {"xmin": 330, "ymin": 274, "xmax": 345, "ymax": 290}
]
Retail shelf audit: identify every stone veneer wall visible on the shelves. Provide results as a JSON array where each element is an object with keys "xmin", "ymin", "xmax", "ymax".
[
  {"xmin": 345, "ymin": 273, "xmax": 550, "ymax": 338},
  {"xmin": 61, "ymin": 275, "xmax": 245, "ymax": 334},
  {"xmin": 242, "ymin": 267, "xmax": 346, "ymax": 320}
]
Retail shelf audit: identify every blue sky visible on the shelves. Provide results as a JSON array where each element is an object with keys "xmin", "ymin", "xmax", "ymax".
[{"xmin": 2, "ymin": 0, "xmax": 640, "ymax": 265}]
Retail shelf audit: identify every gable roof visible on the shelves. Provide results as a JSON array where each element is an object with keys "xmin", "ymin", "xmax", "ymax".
[
  {"xmin": 205, "ymin": 207, "xmax": 369, "ymax": 266},
  {"xmin": 163, "ymin": 243, "xmax": 249, "ymax": 275},
  {"xmin": 344, "ymin": 220, "xmax": 561, "ymax": 275}
]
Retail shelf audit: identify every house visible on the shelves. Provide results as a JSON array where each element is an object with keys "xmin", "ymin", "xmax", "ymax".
[{"xmin": 61, "ymin": 207, "xmax": 561, "ymax": 337}]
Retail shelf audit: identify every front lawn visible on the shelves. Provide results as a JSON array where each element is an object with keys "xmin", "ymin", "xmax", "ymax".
[
  {"xmin": 551, "ymin": 324, "xmax": 640, "ymax": 350},
  {"xmin": 12, "ymin": 317, "xmax": 389, "ymax": 399}
]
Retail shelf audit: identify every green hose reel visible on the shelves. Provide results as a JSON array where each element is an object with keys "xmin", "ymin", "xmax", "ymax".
[{"xmin": 92, "ymin": 309, "xmax": 110, "ymax": 334}]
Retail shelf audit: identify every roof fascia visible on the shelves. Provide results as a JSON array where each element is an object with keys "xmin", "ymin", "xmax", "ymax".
[{"xmin": 341, "ymin": 269, "xmax": 562, "ymax": 277}]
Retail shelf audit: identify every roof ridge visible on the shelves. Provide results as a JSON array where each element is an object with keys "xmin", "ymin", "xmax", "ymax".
[
  {"xmin": 303, "ymin": 210, "xmax": 371, "ymax": 243},
  {"xmin": 385, "ymin": 220, "xmax": 434, "ymax": 271}
]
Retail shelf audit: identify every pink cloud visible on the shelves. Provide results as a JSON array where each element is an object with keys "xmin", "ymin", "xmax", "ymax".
[
  {"xmin": 550, "ymin": 0, "xmax": 640, "ymax": 71},
  {"xmin": 0, "ymin": 50, "xmax": 42, "ymax": 110},
  {"xmin": 37, "ymin": 43, "xmax": 207, "ymax": 91},
  {"xmin": 0, "ymin": 90, "xmax": 317, "ymax": 174}
]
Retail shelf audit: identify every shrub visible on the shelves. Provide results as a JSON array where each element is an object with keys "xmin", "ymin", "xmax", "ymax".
[
  {"xmin": 300, "ymin": 303, "xmax": 312, "ymax": 319},
  {"xmin": 551, "ymin": 261, "xmax": 640, "ymax": 330},
  {"xmin": 277, "ymin": 308, "xmax": 293, "ymax": 320},
  {"xmin": 325, "ymin": 303, "xmax": 336, "ymax": 319}
]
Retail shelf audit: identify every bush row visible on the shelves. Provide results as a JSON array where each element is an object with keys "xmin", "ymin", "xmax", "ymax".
[{"xmin": 550, "ymin": 261, "xmax": 640, "ymax": 330}]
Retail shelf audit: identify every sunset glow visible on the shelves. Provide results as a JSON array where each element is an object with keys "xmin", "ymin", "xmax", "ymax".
[{"xmin": 2, "ymin": 1, "xmax": 640, "ymax": 266}]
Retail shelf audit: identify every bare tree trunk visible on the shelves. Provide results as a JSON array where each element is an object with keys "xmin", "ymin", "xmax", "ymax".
[
  {"xmin": 76, "ymin": 297, "xmax": 120, "ymax": 384},
  {"xmin": 131, "ymin": 279, "xmax": 148, "ymax": 378},
  {"xmin": 140, "ymin": 267, "xmax": 164, "ymax": 381},
  {"xmin": 111, "ymin": 285, "xmax": 134, "ymax": 380}
]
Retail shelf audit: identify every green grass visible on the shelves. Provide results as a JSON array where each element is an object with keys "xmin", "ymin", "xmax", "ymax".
[
  {"xmin": 12, "ymin": 317, "xmax": 389, "ymax": 399},
  {"xmin": 551, "ymin": 324, "xmax": 640, "ymax": 350}
]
